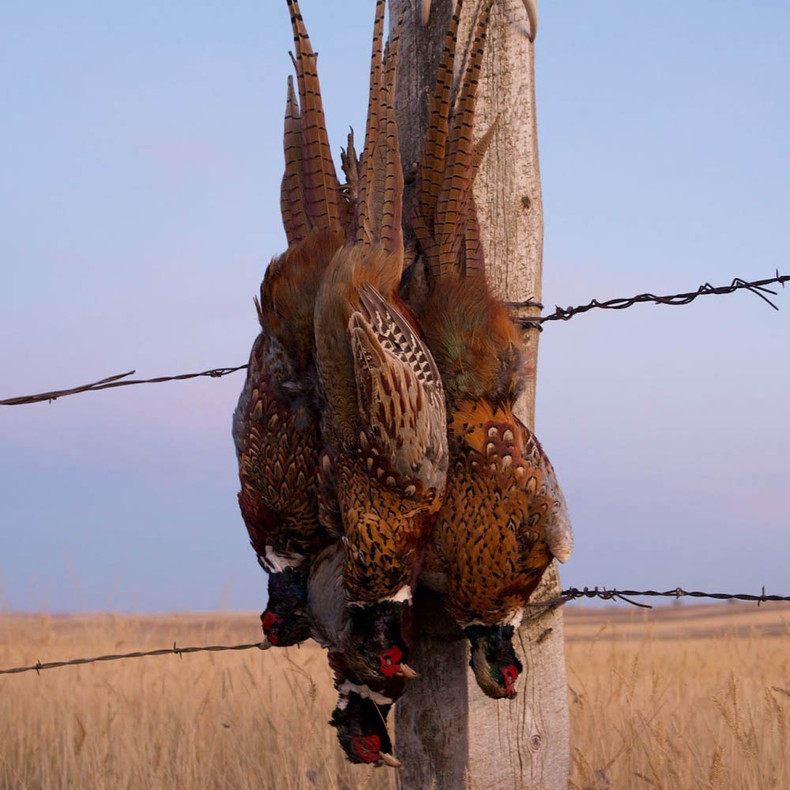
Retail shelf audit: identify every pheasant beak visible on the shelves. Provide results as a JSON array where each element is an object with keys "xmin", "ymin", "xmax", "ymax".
[
  {"xmin": 502, "ymin": 664, "xmax": 519, "ymax": 698},
  {"xmin": 380, "ymin": 752, "xmax": 404, "ymax": 768},
  {"xmin": 349, "ymin": 735, "xmax": 402, "ymax": 768},
  {"xmin": 398, "ymin": 662, "xmax": 420, "ymax": 679}
]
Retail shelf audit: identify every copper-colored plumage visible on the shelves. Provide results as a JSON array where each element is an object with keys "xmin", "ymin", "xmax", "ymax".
[
  {"xmin": 404, "ymin": 0, "xmax": 572, "ymax": 698},
  {"xmin": 307, "ymin": 541, "xmax": 407, "ymax": 767},
  {"xmin": 235, "ymin": 230, "xmax": 343, "ymax": 557},
  {"xmin": 426, "ymin": 399, "xmax": 560, "ymax": 626},
  {"xmin": 305, "ymin": 6, "xmax": 446, "ymax": 753},
  {"xmin": 284, "ymin": 0, "xmax": 344, "ymax": 236},
  {"xmin": 315, "ymin": 0, "xmax": 447, "ymax": 609},
  {"xmin": 232, "ymin": 0, "xmax": 346, "ymax": 647}
]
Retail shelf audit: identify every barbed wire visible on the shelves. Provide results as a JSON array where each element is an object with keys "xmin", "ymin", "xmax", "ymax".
[
  {"xmin": 508, "ymin": 271, "xmax": 788, "ymax": 329},
  {"xmin": 0, "ymin": 365, "xmax": 248, "ymax": 407},
  {"xmin": 2, "ymin": 587, "xmax": 788, "ymax": 677},
  {"xmin": 0, "ymin": 641, "xmax": 263, "ymax": 676},
  {"xmin": 525, "ymin": 585, "xmax": 790, "ymax": 614},
  {"xmin": 1, "ymin": 272, "xmax": 785, "ymax": 408}
]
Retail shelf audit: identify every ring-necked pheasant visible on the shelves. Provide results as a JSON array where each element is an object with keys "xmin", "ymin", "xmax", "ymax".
[
  {"xmin": 232, "ymin": 0, "xmax": 348, "ymax": 648},
  {"xmin": 308, "ymin": 541, "xmax": 405, "ymax": 767},
  {"xmin": 331, "ymin": 689, "xmax": 400, "ymax": 768},
  {"xmin": 313, "ymin": 0, "xmax": 448, "ymax": 686},
  {"xmin": 403, "ymin": 0, "xmax": 573, "ymax": 699}
]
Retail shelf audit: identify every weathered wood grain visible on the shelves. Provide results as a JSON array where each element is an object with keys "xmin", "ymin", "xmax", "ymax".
[{"xmin": 390, "ymin": 1, "xmax": 569, "ymax": 787}]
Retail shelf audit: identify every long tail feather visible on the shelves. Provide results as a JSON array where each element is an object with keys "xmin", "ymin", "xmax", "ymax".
[
  {"xmin": 414, "ymin": 0, "xmax": 464, "ymax": 249},
  {"xmin": 286, "ymin": 0, "xmax": 342, "ymax": 233},
  {"xmin": 461, "ymin": 191, "xmax": 484, "ymax": 275},
  {"xmin": 354, "ymin": 1, "xmax": 403, "ymax": 260},
  {"xmin": 461, "ymin": 116, "xmax": 498, "ymax": 275},
  {"xmin": 379, "ymin": 28, "xmax": 404, "ymax": 257},
  {"xmin": 355, "ymin": 0, "xmax": 387, "ymax": 246},
  {"xmin": 434, "ymin": 0, "xmax": 494, "ymax": 277},
  {"xmin": 280, "ymin": 76, "xmax": 310, "ymax": 245}
]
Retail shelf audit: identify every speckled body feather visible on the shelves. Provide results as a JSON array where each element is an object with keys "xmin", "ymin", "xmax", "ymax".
[
  {"xmin": 234, "ymin": 231, "xmax": 343, "ymax": 565},
  {"xmin": 403, "ymin": 0, "xmax": 573, "ymax": 698},
  {"xmin": 308, "ymin": 539, "xmax": 406, "ymax": 766},
  {"xmin": 314, "ymin": 0, "xmax": 447, "ymax": 609},
  {"xmin": 425, "ymin": 400, "xmax": 567, "ymax": 626},
  {"xmin": 232, "ymin": 0, "xmax": 347, "ymax": 647}
]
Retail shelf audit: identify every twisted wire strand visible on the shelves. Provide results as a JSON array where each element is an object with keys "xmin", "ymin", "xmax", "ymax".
[
  {"xmin": 3, "ymin": 586, "xmax": 789, "ymax": 676},
  {"xmin": 0, "ymin": 641, "xmax": 263, "ymax": 676},
  {"xmin": 507, "ymin": 271, "xmax": 789, "ymax": 330},
  {"xmin": 2, "ymin": 273, "xmax": 785, "ymax": 407},
  {"xmin": 0, "ymin": 365, "xmax": 248, "ymax": 407}
]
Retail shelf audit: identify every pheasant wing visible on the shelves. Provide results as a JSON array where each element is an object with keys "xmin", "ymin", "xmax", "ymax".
[{"xmin": 349, "ymin": 283, "xmax": 447, "ymax": 489}]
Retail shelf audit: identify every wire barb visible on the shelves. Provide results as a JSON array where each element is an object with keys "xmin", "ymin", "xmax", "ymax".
[
  {"xmin": 2, "ymin": 586, "xmax": 788, "ymax": 676},
  {"xmin": 0, "ymin": 365, "xmax": 248, "ymax": 407},
  {"xmin": 560, "ymin": 586, "xmax": 790, "ymax": 605},
  {"xmin": 523, "ymin": 585, "xmax": 790, "ymax": 617},
  {"xmin": 0, "ymin": 641, "xmax": 263, "ymax": 676},
  {"xmin": 508, "ymin": 272, "xmax": 789, "ymax": 329},
  {"xmin": 2, "ymin": 272, "xmax": 786, "ymax": 407}
]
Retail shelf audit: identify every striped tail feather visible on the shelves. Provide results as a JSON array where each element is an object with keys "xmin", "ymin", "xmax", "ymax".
[
  {"xmin": 460, "ymin": 115, "xmax": 498, "ymax": 274},
  {"xmin": 411, "ymin": 0, "xmax": 464, "ymax": 259},
  {"xmin": 280, "ymin": 75, "xmax": 310, "ymax": 245},
  {"xmin": 285, "ymin": 0, "xmax": 343, "ymax": 235},
  {"xmin": 355, "ymin": 0, "xmax": 386, "ymax": 247},
  {"xmin": 434, "ymin": 0, "xmax": 494, "ymax": 277},
  {"xmin": 354, "ymin": 1, "xmax": 403, "ymax": 260},
  {"xmin": 461, "ymin": 191, "xmax": 484, "ymax": 276},
  {"xmin": 379, "ymin": 29, "xmax": 404, "ymax": 258}
]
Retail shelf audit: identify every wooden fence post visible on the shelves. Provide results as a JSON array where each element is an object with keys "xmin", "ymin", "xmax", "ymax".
[{"xmin": 390, "ymin": 1, "xmax": 570, "ymax": 787}]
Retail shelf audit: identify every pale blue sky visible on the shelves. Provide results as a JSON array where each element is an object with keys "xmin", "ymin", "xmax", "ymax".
[{"xmin": 1, "ymin": 0, "xmax": 788, "ymax": 612}]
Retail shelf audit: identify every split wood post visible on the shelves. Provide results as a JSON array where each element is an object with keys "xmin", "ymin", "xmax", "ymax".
[{"xmin": 389, "ymin": 1, "xmax": 570, "ymax": 787}]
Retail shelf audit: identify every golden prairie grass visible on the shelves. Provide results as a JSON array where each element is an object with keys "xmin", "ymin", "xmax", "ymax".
[
  {"xmin": 566, "ymin": 603, "xmax": 790, "ymax": 790},
  {"xmin": 0, "ymin": 613, "xmax": 382, "ymax": 790},
  {"xmin": 0, "ymin": 604, "xmax": 788, "ymax": 789}
]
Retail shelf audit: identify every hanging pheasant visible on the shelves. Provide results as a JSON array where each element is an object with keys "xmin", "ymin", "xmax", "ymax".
[
  {"xmin": 308, "ymin": 541, "xmax": 405, "ymax": 767},
  {"xmin": 313, "ymin": 0, "xmax": 448, "ymax": 686},
  {"xmin": 403, "ymin": 0, "xmax": 573, "ymax": 700},
  {"xmin": 232, "ymin": 0, "xmax": 348, "ymax": 648}
]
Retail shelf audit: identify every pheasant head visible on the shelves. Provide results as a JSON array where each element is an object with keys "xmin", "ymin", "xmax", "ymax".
[
  {"xmin": 259, "ymin": 565, "xmax": 311, "ymax": 648},
  {"xmin": 465, "ymin": 624, "xmax": 523, "ymax": 700},
  {"xmin": 346, "ymin": 601, "xmax": 419, "ymax": 680},
  {"xmin": 330, "ymin": 691, "xmax": 401, "ymax": 767},
  {"xmin": 312, "ymin": 0, "xmax": 447, "ymax": 687}
]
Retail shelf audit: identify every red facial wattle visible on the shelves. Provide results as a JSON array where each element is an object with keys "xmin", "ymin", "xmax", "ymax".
[
  {"xmin": 261, "ymin": 611, "xmax": 280, "ymax": 645},
  {"xmin": 378, "ymin": 645, "xmax": 404, "ymax": 677},
  {"xmin": 351, "ymin": 734, "xmax": 382, "ymax": 763},
  {"xmin": 502, "ymin": 664, "xmax": 519, "ymax": 696}
]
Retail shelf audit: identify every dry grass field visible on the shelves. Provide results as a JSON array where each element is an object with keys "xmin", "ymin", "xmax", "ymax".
[
  {"xmin": 565, "ymin": 603, "xmax": 790, "ymax": 790},
  {"xmin": 1, "ymin": 603, "xmax": 788, "ymax": 789}
]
